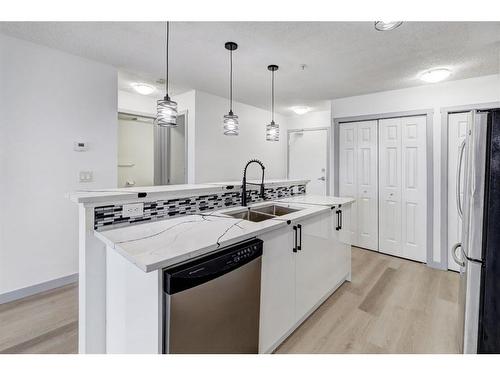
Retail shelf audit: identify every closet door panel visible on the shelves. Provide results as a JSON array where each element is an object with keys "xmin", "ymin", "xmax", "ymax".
[
  {"xmin": 401, "ymin": 116, "xmax": 427, "ymax": 262},
  {"xmin": 356, "ymin": 120, "xmax": 378, "ymax": 251},
  {"xmin": 339, "ymin": 123, "xmax": 358, "ymax": 246},
  {"xmin": 378, "ymin": 118, "xmax": 402, "ymax": 256}
]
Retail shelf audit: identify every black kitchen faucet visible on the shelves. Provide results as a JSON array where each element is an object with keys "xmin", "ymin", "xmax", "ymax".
[{"xmin": 241, "ymin": 159, "xmax": 265, "ymax": 206}]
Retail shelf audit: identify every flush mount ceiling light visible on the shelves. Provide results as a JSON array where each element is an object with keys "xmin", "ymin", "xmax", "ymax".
[
  {"xmin": 419, "ymin": 68, "xmax": 452, "ymax": 83},
  {"xmin": 131, "ymin": 83, "xmax": 156, "ymax": 95},
  {"xmin": 291, "ymin": 106, "xmax": 312, "ymax": 115},
  {"xmin": 223, "ymin": 42, "xmax": 239, "ymax": 136},
  {"xmin": 374, "ymin": 21, "xmax": 403, "ymax": 31},
  {"xmin": 266, "ymin": 65, "xmax": 280, "ymax": 142},
  {"xmin": 156, "ymin": 21, "xmax": 178, "ymax": 127}
]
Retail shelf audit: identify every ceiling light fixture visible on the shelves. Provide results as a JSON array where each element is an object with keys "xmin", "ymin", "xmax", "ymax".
[
  {"xmin": 131, "ymin": 83, "xmax": 155, "ymax": 95},
  {"xmin": 266, "ymin": 65, "xmax": 279, "ymax": 142},
  {"xmin": 156, "ymin": 21, "xmax": 178, "ymax": 127},
  {"xmin": 223, "ymin": 42, "xmax": 239, "ymax": 136},
  {"xmin": 291, "ymin": 106, "xmax": 312, "ymax": 115},
  {"xmin": 374, "ymin": 21, "xmax": 403, "ymax": 31},
  {"xmin": 419, "ymin": 68, "xmax": 452, "ymax": 83}
]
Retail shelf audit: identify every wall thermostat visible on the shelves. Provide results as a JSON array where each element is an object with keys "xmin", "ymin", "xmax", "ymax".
[{"xmin": 74, "ymin": 142, "xmax": 89, "ymax": 151}]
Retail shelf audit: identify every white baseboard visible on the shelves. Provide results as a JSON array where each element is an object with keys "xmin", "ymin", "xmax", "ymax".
[{"xmin": 0, "ymin": 273, "xmax": 78, "ymax": 305}]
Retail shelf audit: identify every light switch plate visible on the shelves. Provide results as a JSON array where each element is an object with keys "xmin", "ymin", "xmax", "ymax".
[
  {"xmin": 122, "ymin": 203, "xmax": 144, "ymax": 218},
  {"xmin": 79, "ymin": 171, "xmax": 93, "ymax": 183}
]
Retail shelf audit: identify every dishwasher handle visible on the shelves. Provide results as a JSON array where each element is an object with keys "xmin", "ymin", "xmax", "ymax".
[{"xmin": 164, "ymin": 238, "xmax": 263, "ymax": 295}]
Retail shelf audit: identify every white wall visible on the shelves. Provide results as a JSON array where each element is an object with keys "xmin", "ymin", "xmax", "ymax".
[
  {"xmin": 331, "ymin": 74, "xmax": 500, "ymax": 266},
  {"xmin": 287, "ymin": 109, "xmax": 331, "ymax": 130},
  {"xmin": 0, "ymin": 34, "xmax": 117, "ymax": 295},
  {"xmin": 194, "ymin": 90, "xmax": 288, "ymax": 182}
]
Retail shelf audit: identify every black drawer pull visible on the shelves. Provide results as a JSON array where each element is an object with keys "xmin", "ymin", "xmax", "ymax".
[
  {"xmin": 293, "ymin": 225, "xmax": 298, "ymax": 253},
  {"xmin": 297, "ymin": 224, "xmax": 302, "ymax": 251}
]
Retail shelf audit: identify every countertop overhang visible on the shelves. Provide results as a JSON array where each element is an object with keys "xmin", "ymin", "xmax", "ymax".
[{"xmin": 68, "ymin": 179, "xmax": 310, "ymax": 205}]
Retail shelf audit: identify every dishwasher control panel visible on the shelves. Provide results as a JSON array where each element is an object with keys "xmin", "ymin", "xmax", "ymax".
[{"xmin": 163, "ymin": 238, "xmax": 263, "ymax": 295}]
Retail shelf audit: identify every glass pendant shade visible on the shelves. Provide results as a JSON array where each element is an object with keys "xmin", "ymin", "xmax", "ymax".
[
  {"xmin": 266, "ymin": 120, "xmax": 279, "ymax": 142},
  {"xmin": 156, "ymin": 97, "xmax": 178, "ymax": 127},
  {"xmin": 223, "ymin": 111, "xmax": 239, "ymax": 135}
]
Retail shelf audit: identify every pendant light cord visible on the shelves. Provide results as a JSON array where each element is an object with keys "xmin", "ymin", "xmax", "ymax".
[
  {"xmin": 165, "ymin": 21, "xmax": 170, "ymax": 99},
  {"xmin": 271, "ymin": 70, "xmax": 275, "ymax": 123},
  {"xmin": 229, "ymin": 49, "xmax": 233, "ymax": 112}
]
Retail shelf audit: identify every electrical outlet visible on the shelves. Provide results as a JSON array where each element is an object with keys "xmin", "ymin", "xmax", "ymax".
[
  {"xmin": 79, "ymin": 171, "xmax": 93, "ymax": 183},
  {"xmin": 122, "ymin": 203, "xmax": 144, "ymax": 218}
]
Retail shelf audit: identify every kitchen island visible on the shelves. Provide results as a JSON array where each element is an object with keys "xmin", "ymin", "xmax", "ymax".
[{"xmin": 69, "ymin": 181, "xmax": 354, "ymax": 353}]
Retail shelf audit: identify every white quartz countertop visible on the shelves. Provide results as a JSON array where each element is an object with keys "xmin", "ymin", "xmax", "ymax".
[
  {"xmin": 94, "ymin": 200, "xmax": 328, "ymax": 272},
  {"xmin": 277, "ymin": 194, "xmax": 355, "ymax": 206},
  {"xmin": 69, "ymin": 179, "xmax": 309, "ymax": 204}
]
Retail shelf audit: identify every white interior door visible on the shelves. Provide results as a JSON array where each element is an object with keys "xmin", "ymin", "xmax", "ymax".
[
  {"xmin": 288, "ymin": 129, "xmax": 328, "ymax": 195},
  {"xmin": 338, "ymin": 123, "xmax": 358, "ymax": 246},
  {"xmin": 356, "ymin": 120, "xmax": 379, "ymax": 250},
  {"xmin": 448, "ymin": 112, "xmax": 469, "ymax": 271},
  {"xmin": 400, "ymin": 116, "xmax": 427, "ymax": 262},
  {"xmin": 378, "ymin": 118, "xmax": 402, "ymax": 256}
]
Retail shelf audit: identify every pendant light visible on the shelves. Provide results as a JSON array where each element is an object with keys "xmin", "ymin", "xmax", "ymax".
[
  {"xmin": 156, "ymin": 21, "xmax": 178, "ymax": 127},
  {"xmin": 223, "ymin": 42, "xmax": 239, "ymax": 136},
  {"xmin": 266, "ymin": 64, "xmax": 279, "ymax": 142}
]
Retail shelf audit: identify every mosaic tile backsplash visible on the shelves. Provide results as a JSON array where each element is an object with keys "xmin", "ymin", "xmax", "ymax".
[{"xmin": 94, "ymin": 184, "xmax": 306, "ymax": 231}]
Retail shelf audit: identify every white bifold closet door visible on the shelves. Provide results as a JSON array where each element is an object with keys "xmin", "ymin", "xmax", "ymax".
[
  {"xmin": 339, "ymin": 120, "xmax": 378, "ymax": 250},
  {"xmin": 378, "ymin": 116, "xmax": 427, "ymax": 262}
]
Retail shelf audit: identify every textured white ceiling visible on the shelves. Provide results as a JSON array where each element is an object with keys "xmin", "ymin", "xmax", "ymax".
[{"xmin": 1, "ymin": 21, "xmax": 499, "ymax": 114}]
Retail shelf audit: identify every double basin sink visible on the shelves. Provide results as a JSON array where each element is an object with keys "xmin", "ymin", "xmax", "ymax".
[{"xmin": 225, "ymin": 204, "xmax": 301, "ymax": 222}]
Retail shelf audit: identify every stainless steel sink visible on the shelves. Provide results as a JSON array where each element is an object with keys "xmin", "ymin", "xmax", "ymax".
[
  {"xmin": 251, "ymin": 204, "xmax": 300, "ymax": 216},
  {"xmin": 225, "ymin": 204, "xmax": 302, "ymax": 222},
  {"xmin": 225, "ymin": 209, "xmax": 276, "ymax": 222}
]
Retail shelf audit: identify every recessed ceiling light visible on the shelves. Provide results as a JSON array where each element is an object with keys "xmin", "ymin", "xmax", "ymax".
[
  {"xmin": 291, "ymin": 106, "xmax": 312, "ymax": 115},
  {"xmin": 374, "ymin": 21, "xmax": 403, "ymax": 31},
  {"xmin": 131, "ymin": 83, "xmax": 156, "ymax": 95},
  {"xmin": 419, "ymin": 68, "xmax": 452, "ymax": 83}
]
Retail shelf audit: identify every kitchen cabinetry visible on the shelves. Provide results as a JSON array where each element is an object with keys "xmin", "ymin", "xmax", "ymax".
[
  {"xmin": 259, "ymin": 226, "xmax": 296, "ymax": 354},
  {"xmin": 259, "ymin": 207, "xmax": 351, "ymax": 353}
]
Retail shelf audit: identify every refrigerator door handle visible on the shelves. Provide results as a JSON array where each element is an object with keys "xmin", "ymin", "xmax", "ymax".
[
  {"xmin": 452, "ymin": 242, "xmax": 465, "ymax": 267},
  {"xmin": 456, "ymin": 139, "xmax": 466, "ymax": 219}
]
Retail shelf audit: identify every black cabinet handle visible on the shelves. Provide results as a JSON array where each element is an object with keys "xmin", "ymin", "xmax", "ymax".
[
  {"xmin": 297, "ymin": 224, "xmax": 302, "ymax": 251},
  {"xmin": 339, "ymin": 209, "xmax": 343, "ymax": 230},
  {"xmin": 293, "ymin": 225, "xmax": 298, "ymax": 253},
  {"xmin": 335, "ymin": 210, "xmax": 340, "ymax": 231}
]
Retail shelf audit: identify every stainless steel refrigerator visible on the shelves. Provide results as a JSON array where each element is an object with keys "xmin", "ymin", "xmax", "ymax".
[{"xmin": 452, "ymin": 108, "xmax": 500, "ymax": 354}]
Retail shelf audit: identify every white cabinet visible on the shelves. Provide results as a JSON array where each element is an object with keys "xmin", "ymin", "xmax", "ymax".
[
  {"xmin": 258, "ymin": 226, "xmax": 296, "ymax": 354},
  {"xmin": 259, "ymin": 208, "xmax": 352, "ymax": 353},
  {"xmin": 295, "ymin": 211, "xmax": 332, "ymax": 321},
  {"xmin": 339, "ymin": 121, "xmax": 379, "ymax": 251},
  {"xmin": 378, "ymin": 116, "xmax": 427, "ymax": 262}
]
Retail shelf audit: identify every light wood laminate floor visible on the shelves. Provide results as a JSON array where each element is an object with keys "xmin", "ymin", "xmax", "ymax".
[
  {"xmin": 0, "ymin": 247, "xmax": 459, "ymax": 354},
  {"xmin": 277, "ymin": 247, "xmax": 460, "ymax": 353}
]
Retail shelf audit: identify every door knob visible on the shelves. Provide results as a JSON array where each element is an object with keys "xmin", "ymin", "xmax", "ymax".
[{"xmin": 317, "ymin": 177, "xmax": 326, "ymax": 181}]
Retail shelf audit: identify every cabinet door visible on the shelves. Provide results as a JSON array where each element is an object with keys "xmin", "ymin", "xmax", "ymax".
[
  {"xmin": 339, "ymin": 123, "xmax": 358, "ymax": 246},
  {"xmin": 356, "ymin": 120, "xmax": 379, "ymax": 250},
  {"xmin": 401, "ymin": 116, "xmax": 427, "ymax": 262},
  {"xmin": 295, "ymin": 211, "xmax": 332, "ymax": 322},
  {"xmin": 330, "ymin": 207, "xmax": 352, "ymax": 283},
  {"xmin": 378, "ymin": 117, "xmax": 403, "ymax": 257},
  {"xmin": 258, "ymin": 226, "xmax": 295, "ymax": 353},
  {"xmin": 338, "ymin": 204, "xmax": 352, "ymax": 245}
]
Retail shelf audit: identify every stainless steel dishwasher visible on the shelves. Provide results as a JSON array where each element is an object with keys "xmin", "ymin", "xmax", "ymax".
[{"xmin": 162, "ymin": 238, "xmax": 263, "ymax": 354}]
